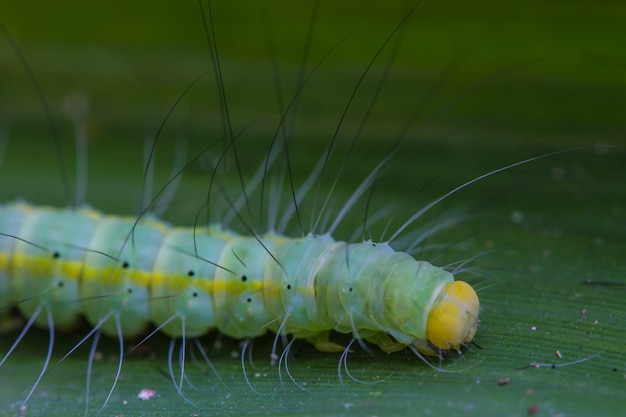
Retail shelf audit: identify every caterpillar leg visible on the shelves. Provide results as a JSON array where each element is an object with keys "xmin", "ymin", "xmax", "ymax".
[
  {"xmin": 366, "ymin": 333, "xmax": 406, "ymax": 354},
  {"xmin": 0, "ymin": 314, "xmax": 24, "ymax": 335},
  {"xmin": 307, "ymin": 331, "xmax": 346, "ymax": 353},
  {"xmin": 411, "ymin": 339, "xmax": 439, "ymax": 357}
]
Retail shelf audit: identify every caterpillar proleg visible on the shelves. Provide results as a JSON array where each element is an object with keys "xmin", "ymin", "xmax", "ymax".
[{"xmin": 1, "ymin": 0, "xmax": 624, "ymax": 416}]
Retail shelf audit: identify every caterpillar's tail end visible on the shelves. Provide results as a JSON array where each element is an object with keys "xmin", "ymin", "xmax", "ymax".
[{"xmin": 426, "ymin": 281, "xmax": 479, "ymax": 352}]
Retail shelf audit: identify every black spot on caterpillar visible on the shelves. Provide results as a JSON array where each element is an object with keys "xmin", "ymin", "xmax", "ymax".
[{"xmin": 0, "ymin": 1, "xmax": 624, "ymax": 416}]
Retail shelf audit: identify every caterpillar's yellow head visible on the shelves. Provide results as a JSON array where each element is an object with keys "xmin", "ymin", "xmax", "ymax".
[{"xmin": 426, "ymin": 280, "xmax": 479, "ymax": 352}]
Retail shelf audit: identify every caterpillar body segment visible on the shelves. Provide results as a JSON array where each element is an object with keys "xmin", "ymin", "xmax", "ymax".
[
  {"xmin": 1, "ymin": 201, "xmax": 479, "ymax": 356},
  {"xmin": 0, "ymin": 203, "xmax": 31, "ymax": 310},
  {"xmin": 151, "ymin": 226, "xmax": 233, "ymax": 338},
  {"xmin": 8, "ymin": 203, "xmax": 101, "ymax": 330},
  {"xmin": 80, "ymin": 215, "xmax": 168, "ymax": 336}
]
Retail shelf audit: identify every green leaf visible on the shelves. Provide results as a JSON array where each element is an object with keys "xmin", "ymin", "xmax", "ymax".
[{"xmin": 1, "ymin": 1, "xmax": 625, "ymax": 416}]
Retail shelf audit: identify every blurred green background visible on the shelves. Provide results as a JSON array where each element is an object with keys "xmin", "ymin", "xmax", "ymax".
[{"xmin": 1, "ymin": 1, "xmax": 625, "ymax": 416}]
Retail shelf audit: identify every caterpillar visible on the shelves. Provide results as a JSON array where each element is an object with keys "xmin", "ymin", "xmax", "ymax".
[
  {"xmin": 1, "ymin": 1, "xmax": 623, "ymax": 416},
  {"xmin": 2, "ymin": 201, "xmax": 478, "ymax": 353}
]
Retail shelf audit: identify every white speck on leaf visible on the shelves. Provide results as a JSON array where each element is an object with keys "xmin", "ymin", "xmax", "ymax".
[{"xmin": 137, "ymin": 388, "xmax": 157, "ymax": 401}]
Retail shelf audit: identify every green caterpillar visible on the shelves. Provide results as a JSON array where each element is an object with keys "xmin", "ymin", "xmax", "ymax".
[{"xmin": 1, "ymin": 201, "xmax": 479, "ymax": 355}]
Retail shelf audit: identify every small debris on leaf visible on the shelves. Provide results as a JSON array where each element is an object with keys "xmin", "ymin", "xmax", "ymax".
[{"xmin": 137, "ymin": 388, "xmax": 157, "ymax": 401}]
